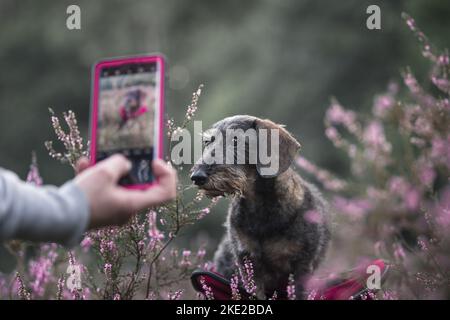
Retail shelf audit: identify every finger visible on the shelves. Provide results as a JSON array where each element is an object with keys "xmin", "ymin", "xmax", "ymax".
[
  {"xmin": 97, "ymin": 154, "xmax": 132, "ymax": 182},
  {"xmin": 75, "ymin": 157, "xmax": 90, "ymax": 175},
  {"xmin": 116, "ymin": 184, "xmax": 175, "ymax": 211},
  {"xmin": 152, "ymin": 159, "xmax": 177, "ymax": 196}
]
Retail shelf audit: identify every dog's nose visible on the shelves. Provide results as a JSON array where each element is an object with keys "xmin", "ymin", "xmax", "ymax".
[{"xmin": 190, "ymin": 169, "xmax": 208, "ymax": 186}]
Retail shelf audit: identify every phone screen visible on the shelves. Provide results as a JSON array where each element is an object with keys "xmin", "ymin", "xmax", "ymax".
[{"xmin": 92, "ymin": 57, "xmax": 163, "ymax": 187}]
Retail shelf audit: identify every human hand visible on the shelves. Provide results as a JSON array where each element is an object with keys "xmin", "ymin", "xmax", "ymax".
[{"xmin": 74, "ymin": 155, "xmax": 177, "ymax": 229}]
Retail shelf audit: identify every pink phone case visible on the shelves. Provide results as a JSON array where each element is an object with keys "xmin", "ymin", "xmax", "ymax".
[{"xmin": 90, "ymin": 54, "xmax": 165, "ymax": 190}]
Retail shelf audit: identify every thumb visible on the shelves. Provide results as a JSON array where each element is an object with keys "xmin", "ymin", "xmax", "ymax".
[
  {"xmin": 152, "ymin": 159, "xmax": 177, "ymax": 197},
  {"xmin": 97, "ymin": 154, "xmax": 132, "ymax": 182},
  {"xmin": 152, "ymin": 158, "xmax": 174, "ymax": 177}
]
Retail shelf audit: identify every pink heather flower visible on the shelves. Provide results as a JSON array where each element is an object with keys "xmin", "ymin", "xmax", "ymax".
[
  {"xmin": 138, "ymin": 240, "xmax": 146, "ymax": 252},
  {"xmin": 238, "ymin": 258, "xmax": 257, "ymax": 297},
  {"xmin": 27, "ymin": 245, "xmax": 59, "ymax": 297},
  {"xmin": 307, "ymin": 290, "xmax": 319, "ymax": 300},
  {"xmin": 29, "ymin": 257, "xmax": 53, "ymax": 297},
  {"xmin": 418, "ymin": 163, "xmax": 436, "ymax": 187},
  {"xmin": 363, "ymin": 121, "xmax": 391, "ymax": 153},
  {"xmin": 196, "ymin": 248, "xmax": 206, "ymax": 259},
  {"xmin": 388, "ymin": 176, "xmax": 409, "ymax": 194},
  {"xmin": 348, "ymin": 144, "xmax": 357, "ymax": 158},
  {"xmin": 325, "ymin": 127, "xmax": 339, "ymax": 140},
  {"xmin": 438, "ymin": 54, "xmax": 449, "ymax": 65},
  {"xmin": 361, "ymin": 291, "xmax": 378, "ymax": 300},
  {"xmin": 431, "ymin": 76, "xmax": 450, "ymax": 93},
  {"xmin": 26, "ymin": 152, "xmax": 43, "ymax": 186},
  {"xmin": 296, "ymin": 156, "xmax": 315, "ymax": 172},
  {"xmin": 104, "ymin": 263, "xmax": 112, "ymax": 278},
  {"xmin": 367, "ymin": 187, "xmax": 386, "ymax": 200},
  {"xmin": 182, "ymin": 250, "xmax": 191, "ymax": 257},
  {"xmin": 431, "ymin": 136, "xmax": 450, "ymax": 163},
  {"xmin": 405, "ymin": 16, "xmax": 416, "ymax": 31},
  {"xmin": 304, "ymin": 210, "xmax": 323, "ymax": 224},
  {"xmin": 323, "ymin": 179, "xmax": 346, "ymax": 191},
  {"xmin": 442, "ymin": 98, "xmax": 450, "ymax": 110},
  {"xmin": 168, "ymin": 290, "xmax": 184, "ymax": 300},
  {"xmin": 388, "ymin": 177, "xmax": 421, "ymax": 211},
  {"xmin": 382, "ymin": 290, "xmax": 398, "ymax": 300},
  {"xmin": 404, "ymin": 188, "xmax": 421, "ymax": 211},
  {"xmin": 296, "ymin": 156, "xmax": 347, "ymax": 191},
  {"xmin": 230, "ymin": 273, "xmax": 241, "ymax": 300},
  {"xmin": 201, "ymin": 261, "xmax": 215, "ymax": 271},
  {"xmin": 0, "ymin": 277, "xmax": 8, "ymax": 298},
  {"xmin": 374, "ymin": 241, "xmax": 383, "ymax": 256},
  {"xmin": 100, "ymin": 240, "xmax": 117, "ymax": 254},
  {"xmin": 197, "ymin": 207, "xmax": 210, "ymax": 220},
  {"xmin": 80, "ymin": 236, "xmax": 93, "ymax": 252},
  {"xmin": 434, "ymin": 187, "xmax": 450, "ymax": 228},
  {"xmin": 211, "ymin": 196, "xmax": 222, "ymax": 204},
  {"xmin": 200, "ymin": 277, "xmax": 214, "ymax": 300},
  {"xmin": 418, "ymin": 238, "xmax": 429, "ymax": 251},
  {"xmin": 80, "ymin": 287, "xmax": 91, "ymax": 300},
  {"xmin": 269, "ymin": 291, "xmax": 278, "ymax": 300},
  {"xmin": 393, "ymin": 243, "xmax": 406, "ymax": 262},
  {"xmin": 373, "ymin": 94, "xmax": 395, "ymax": 118},
  {"xmin": 413, "ymin": 116, "xmax": 433, "ymax": 137},
  {"xmin": 181, "ymin": 250, "xmax": 192, "ymax": 267},
  {"xmin": 148, "ymin": 211, "xmax": 164, "ymax": 242},
  {"xmin": 56, "ymin": 276, "xmax": 65, "ymax": 300},
  {"xmin": 286, "ymin": 274, "xmax": 296, "ymax": 300},
  {"xmin": 15, "ymin": 273, "xmax": 31, "ymax": 300},
  {"xmin": 148, "ymin": 292, "xmax": 159, "ymax": 300},
  {"xmin": 184, "ymin": 84, "xmax": 203, "ymax": 120},
  {"xmin": 410, "ymin": 137, "xmax": 426, "ymax": 147},
  {"xmin": 404, "ymin": 71, "xmax": 420, "ymax": 94},
  {"xmin": 332, "ymin": 196, "xmax": 372, "ymax": 219},
  {"xmin": 326, "ymin": 102, "xmax": 356, "ymax": 126}
]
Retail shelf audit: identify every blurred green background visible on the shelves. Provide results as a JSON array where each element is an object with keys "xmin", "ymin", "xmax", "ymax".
[{"xmin": 1, "ymin": 0, "xmax": 449, "ymax": 251}]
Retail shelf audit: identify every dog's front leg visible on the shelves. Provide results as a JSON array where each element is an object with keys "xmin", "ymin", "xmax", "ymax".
[{"xmin": 213, "ymin": 235, "xmax": 237, "ymax": 279}]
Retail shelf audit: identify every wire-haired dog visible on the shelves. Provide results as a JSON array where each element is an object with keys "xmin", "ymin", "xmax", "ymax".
[{"xmin": 190, "ymin": 115, "xmax": 330, "ymax": 299}]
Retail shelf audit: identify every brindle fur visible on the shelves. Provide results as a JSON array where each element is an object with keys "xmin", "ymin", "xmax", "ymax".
[{"xmin": 191, "ymin": 115, "xmax": 331, "ymax": 299}]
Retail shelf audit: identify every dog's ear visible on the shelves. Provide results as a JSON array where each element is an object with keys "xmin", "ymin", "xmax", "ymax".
[{"xmin": 254, "ymin": 118, "xmax": 301, "ymax": 177}]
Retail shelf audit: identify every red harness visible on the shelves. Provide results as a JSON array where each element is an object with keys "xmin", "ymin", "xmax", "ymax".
[{"xmin": 191, "ymin": 259, "xmax": 389, "ymax": 300}]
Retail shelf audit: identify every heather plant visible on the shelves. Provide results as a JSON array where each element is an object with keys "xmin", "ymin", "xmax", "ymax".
[
  {"xmin": 297, "ymin": 14, "xmax": 450, "ymax": 299},
  {"xmin": 197, "ymin": 14, "xmax": 450, "ymax": 300},
  {"xmin": 0, "ymin": 85, "xmax": 220, "ymax": 300}
]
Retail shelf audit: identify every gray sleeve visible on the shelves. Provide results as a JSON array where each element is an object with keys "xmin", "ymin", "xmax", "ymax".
[{"xmin": 0, "ymin": 168, "xmax": 90, "ymax": 247}]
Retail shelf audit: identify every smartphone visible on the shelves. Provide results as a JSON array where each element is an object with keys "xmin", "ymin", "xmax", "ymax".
[{"xmin": 90, "ymin": 54, "xmax": 165, "ymax": 189}]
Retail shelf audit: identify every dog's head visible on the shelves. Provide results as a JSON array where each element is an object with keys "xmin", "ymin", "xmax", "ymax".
[{"xmin": 190, "ymin": 115, "xmax": 301, "ymax": 197}]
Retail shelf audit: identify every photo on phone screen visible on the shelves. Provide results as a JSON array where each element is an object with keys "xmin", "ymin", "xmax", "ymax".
[{"xmin": 90, "ymin": 56, "xmax": 164, "ymax": 188}]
